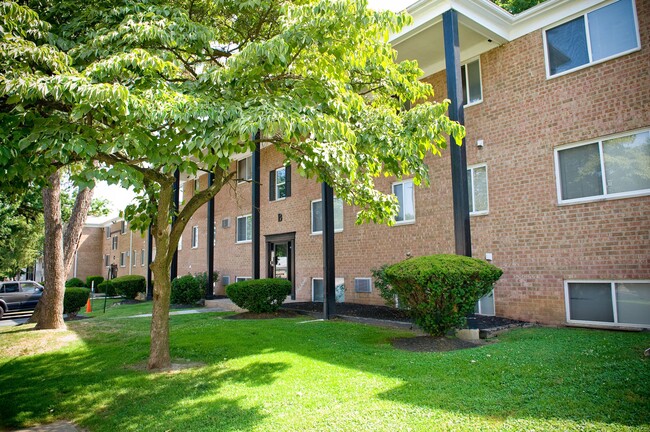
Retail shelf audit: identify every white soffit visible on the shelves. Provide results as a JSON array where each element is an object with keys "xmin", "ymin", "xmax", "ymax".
[{"xmin": 392, "ymin": 0, "xmax": 611, "ymax": 76}]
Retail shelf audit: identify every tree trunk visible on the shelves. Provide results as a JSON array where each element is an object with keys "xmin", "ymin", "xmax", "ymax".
[
  {"xmin": 30, "ymin": 185, "xmax": 94, "ymax": 324},
  {"xmin": 147, "ymin": 182, "xmax": 174, "ymax": 370},
  {"xmin": 32, "ymin": 171, "xmax": 66, "ymax": 329}
]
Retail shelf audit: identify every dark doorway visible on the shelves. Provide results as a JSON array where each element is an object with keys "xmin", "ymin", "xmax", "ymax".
[{"xmin": 265, "ymin": 232, "xmax": 296, "ymax": 299}]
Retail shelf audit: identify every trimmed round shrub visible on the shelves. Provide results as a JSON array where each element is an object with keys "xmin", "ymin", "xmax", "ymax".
[
  {"xmin": 385, "ymin": 254, "xmax": 503, "ymax": 336},
  {"xmin": 86, "ymin": 275, "xmax": 104, "ymax": 290},
  {"xmin": 171, "ymin": 274, "xmax": 203, "ymax": 305},
  {"xmin": 65, "ymin": 277, "xmax": 85, "ymax": 288},
  {"xmin": 111, "ymin": 275, "xmax": 146, "ymax": 299},
  {"xmin": 64, "ymin": 287, "xmax": 91, "ymax": 318},
  {"xmin": 96, "ymin": 280, "xmax": 117, "ymax": 296},
  {"xmin": 226, "ymin": 279, "xmax": 292, "ymax": 313},
  {"xmin": 193, "ymin": 271, "xmax": 219, "ymax": 296}
]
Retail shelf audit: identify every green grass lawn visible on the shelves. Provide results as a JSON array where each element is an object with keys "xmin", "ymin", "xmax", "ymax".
[{"xmin": 1, "ymin": 304, "xmax": 648, "ymax": 432}]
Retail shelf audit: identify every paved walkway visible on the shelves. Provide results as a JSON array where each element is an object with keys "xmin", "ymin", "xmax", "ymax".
[
  {"xmin": 125, "ymin": 298, "xmax": 245, "ymax": 318},
  {"xmin": 11, "ymin": 421, "xmax": 82, "ymax": 432}
]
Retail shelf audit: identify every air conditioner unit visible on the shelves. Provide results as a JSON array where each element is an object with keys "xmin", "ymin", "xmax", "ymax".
[{"xmin": 221, "ymin": 218, "xmax": 231, "ymax": 229}]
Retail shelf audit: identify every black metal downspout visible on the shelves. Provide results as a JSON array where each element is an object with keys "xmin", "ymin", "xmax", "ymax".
[
  {"xmin": 146, "ymin": 224, "xmax": 153, "ymax": 300},
  {"xmin": 206, "ymin": 172, "xmax": 215, "ymax": 299},
  {"xmin": 171, "ymin": 169, "xmax": 180, "ymax": 280}
]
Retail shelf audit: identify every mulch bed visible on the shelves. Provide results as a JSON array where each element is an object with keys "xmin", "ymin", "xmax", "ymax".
[
  {"xmin": 225, "ymin": 310, "xmax": 304, "ymax": 320},
  {"xmin": 392, "ymin": 336, "xmax": 485, "ymax": 352},
  {"xmin": 282, "ymin": 302, "xmax": 528, "ymax": 330}
]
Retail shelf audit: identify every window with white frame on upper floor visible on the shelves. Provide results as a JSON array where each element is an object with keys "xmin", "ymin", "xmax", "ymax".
[
  {"xmin": 141, "ymin": 249, "xmax": 145, "ymax": 266},
  {"xmin": 392, "ymin": 179, "xmax": 415, "ymax": 224},
  {"xmin": 105, "ymin": 227, "xmax": 110, "ymax": 238},
  {"xmin": 237, "ymin": 157, "xmax": 252, "ymax": 182},
  {"xmin": 461, "ymin": 59, "xmax": 482, "ymax": 106},
  {"xmin": 311, "ymin": 198, "xmax": 343, "ymax": 234},
  {"xmin": 194, "ymin": 177, "xmax": 200, "ymax": 193},
  {"xmin": 120, "ymin": 252, "xmax": 126, "ymax": 267},
  {"xmin": 120, "ymin": 220, "xmax": 126, "ymax": 235},
  {"xmin": 555, "ymin": 129, "xmax": 650, "ymax": 204},
  {"xmin": 544, "ymin": 0, "xmax": 640, "ymax": 78},
  {"xmin": 112, "ymin": 236, "xmax": 118, "ymax": 250},
  {"xmin": 236, "ymin": 214, "xmax": 252, "ymax": 243},
  {"xmin": 565, "ymin": 281, "xmax": 650, "ymax": 327},
  {"xmin": 104, "ymin": 254, "xmax": 110, "ymax": 267},
  {"xmin": 191, "ymin": 226, "xmax": 199, "ymax": 248},
  {"xmin": 179, "ymin": 184, "xmax": 184, "ymax": 205},
  {"xmin": 133, "ymin": 249, "xmax": 137, "ymax": 267},
  {"xmin": 467, "ymin": 164, "xmax": 489, "ymax": 215},
  {"xmin": 269, "ymin": 165, "xmax": 291, "ymax": 201},
  {"xmin": 178, "ymin": 235, "xmax": 183, "ymax": 251}
]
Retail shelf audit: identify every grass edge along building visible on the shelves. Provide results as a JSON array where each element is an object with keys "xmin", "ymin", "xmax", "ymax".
[{"xmin": 71, "ymin": 0, "xmax": 650, "ymax": 330}]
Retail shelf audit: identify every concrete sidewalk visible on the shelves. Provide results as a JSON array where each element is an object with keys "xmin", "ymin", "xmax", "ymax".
[
  {"xmin": 125, "ymin": 298, "xmax": 245, "ymax": 318},
  {"xmin": 11, "ymin": 421, "xmax": 82, "ymax": 432}
]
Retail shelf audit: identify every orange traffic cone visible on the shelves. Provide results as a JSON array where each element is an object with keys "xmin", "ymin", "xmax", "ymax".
[{"xmin": 85, "ymin": 298, "xmax": 92, "ymax": 313}]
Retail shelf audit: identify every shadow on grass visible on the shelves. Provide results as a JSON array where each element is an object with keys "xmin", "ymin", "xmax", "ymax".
[{"xmin": 1, "ymin": 312, "xmax": 649, "ymax": 430}]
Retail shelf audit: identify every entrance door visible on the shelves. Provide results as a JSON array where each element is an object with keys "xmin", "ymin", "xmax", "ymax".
[{"xmin": 265, "ymin": 233, "xmax": 295, "ymax": 299}]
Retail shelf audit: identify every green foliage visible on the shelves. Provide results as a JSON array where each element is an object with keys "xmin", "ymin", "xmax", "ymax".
[
  {"xmin": 226, "ymin": 279, "xmax": 292, "ymax": 313},
  {"xmin": 491, "ymin": 0, "xmax": 546, "ymax": 14},
  {"xmin": 110, "ymin": 275, "xmax": 145, "ymax": 300},
  {"xmin": 86, "ymin": 275, "xmax": 104, "ymax": 290},
  {"xmin": 63, "ymin": 287, "xmax": 90, "ymax": 317},
  {"xmin": 385, "ymin": 255, "xmax": 503, "ymax": 336},
  {"xmin": 0, "ymin": 192, "xmax": 43, "ymax": 279},
  {"xmin": 193, "ymin": 271, "xmax": 219, "ymax": 296},
  {"xmin": 171, "ymin": 274, "xmax": 203, "ymax": 305},
  {"xmin": 65, "ymin": 277, "xmax": 85, "ymax": 288},
  {"xmin": 96, "ymin": 280, "xmax": 116, "ymax": 296},
  {"xmin": 371, "ymin": 264, "xmax": 400, "ymax": 308}
]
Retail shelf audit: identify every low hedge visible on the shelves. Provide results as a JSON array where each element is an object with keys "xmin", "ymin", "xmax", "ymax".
[
  {"xmin": 171, "ymin": 274, "xmax": 202, "ymax": 305},
  {"xmin": 86, "ymin": 275, "xmax": 104, "ymax": 290},
  {"xmin": 226, "ymin": 279, "xmax": 292, "ymax": 313},
  {"xmin": 64, "ymin": 287, "xmax": 90, "ymax": 318},
  {"xmin": 65, "ymin": 277, "xmax": 85, "ymax": 288},
  {"xmin": 96, "ymin": 280, "xmax": 117, "ymax": 296},
  {"xmin": 110, "ymin": 275, "xmax": 146, "ymax": 299},
  {"xmin": 385, "ymin": 254, "xmax": 503, "ymax": 336}
]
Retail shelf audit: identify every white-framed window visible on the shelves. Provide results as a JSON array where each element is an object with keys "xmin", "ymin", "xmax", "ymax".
[
  {"xmin": 544, "ymin": 0, "xmax": 640, "ymax": 78},
  {"xmin": 179, "ymin": 184, "xmax": 184, "ymax": 205},
  {"xmin": 120, "ymin": 220, "xmax": 127, "ymax": 235},
  {"xmin": 354, "ymin": 278, "xmax": 372, "ymax": 293},
  {"xmin": 467, "ymin": 164, "xmax": 489, "ymax": 215},
  {"xmin": 236, "ymin": 276, "xmax": 251, "ymax": 282},
  {"xmin": 111, "ymin": 236, "xmax": 118, "ymax": 250},
  {"xmin": 105, "ymin": 227, "xmax": 110, "ymax": 238},
  {"xmin": 222, "ymin": 275, "xmax": 230, "ymax": 286},
  {"xmin": 461, "ymin": 59, "xmax": 482, "ymax": 106},
  {"xmin": 141, "ymin": 249, "xmax": 145, "ymax": 266},
  {"xmin": 236, "ymin": 214, "xmax": 252, "ymax": 243},
  {"xmin": 133, "ymin": 249, "xmax": 137, "ymax": 267},
  {"xmin": 392, "ymin": 179, "xmax": 415, "ymax": 224},
  {"xmin": 554, "ymin": 129, "xmax": 650, "ymax": 204},
  {"xmin": 104, "ymin": 254, "xmax": 110, "ymax": 267},
  {"xmin": 178, "ymin": 235, "xmax": 183, "ymax": 251},
  {"xmin": 312, "ymin": 278, "xmax": 345, "ymax": 302},
  {"xmin": 237, "ymin": 157, "xmax": 252, "ymax": 182},
  {"xmin": 269, "ymin": 165, "xmax": 291, "ymax": 201},
  {"xmin": 565, "ymin": 280, "xmax": 650, "ymax": 328},
  {"xmin": 191, "ymin": 225, "xmax": 199, "ymax": 248},
  {"xmin": 311, "ymin": 198, "xmax": 344, "ymax": 234},
  {"xmin": 120, "ymin": 252, "xmax": 126, "ymax": 267},
  {"xmin": 194, "ymin": 177, "xmax": 200, "ymax": 193},
  {"xmin": 475, "ymin": 290, "xmax": 495, "ymax": 316}
]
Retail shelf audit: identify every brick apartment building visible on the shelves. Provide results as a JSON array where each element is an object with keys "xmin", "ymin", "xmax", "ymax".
[{"xmin": 71, "ymin": 0, "xmax": 650, "ymax": 329}]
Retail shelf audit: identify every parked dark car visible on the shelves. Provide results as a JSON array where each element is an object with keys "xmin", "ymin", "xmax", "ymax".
[{"xmin": 0, "ymin": 280, "xmax": 44, "ymax": 319}]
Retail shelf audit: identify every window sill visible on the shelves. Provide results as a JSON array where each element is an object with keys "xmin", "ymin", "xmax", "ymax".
[
  {"xmin": 566, "ymin": 320, "xmax": 648, "ymax": 330},
  {"xmin": 236, "ymin": 240, "xmax": 252, "ymax": 245},
  {"xmin": 310, "ymin": 230, "xmax": 344, "ymax": 236},
  {"xmin": 470, "ymin": 211, "xmax": 489, "ymax": 217},
  {"xmin": 271, "ymin": 197, "xmax": 287, "ymax": 202},
  {"xmin": 393, "ymin": 220, "xmax": 416, "ymax": 226},
  {"xmin": 464, "ymin": 100, "xmax": 483, "ymax": 108},
  {"xmin": 191, "ymin": 246, "xmax": 198, "ymax": 249},
  {"xmin": 557, "ymin": 189, "xmax": 650, "ymax": 206}
]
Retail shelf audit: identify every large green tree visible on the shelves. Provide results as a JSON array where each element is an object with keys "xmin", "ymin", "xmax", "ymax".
[{"xmin": 1, "ymin": 0, "xmax": 464, "ymax": 369}]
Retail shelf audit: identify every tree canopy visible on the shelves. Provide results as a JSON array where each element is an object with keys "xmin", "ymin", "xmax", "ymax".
[{"xmin": 1, "ymin": 0, "xmax": 464, "ymax": 368}]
